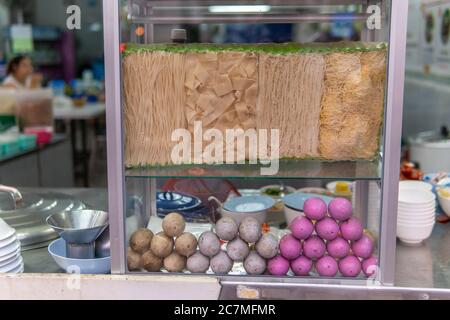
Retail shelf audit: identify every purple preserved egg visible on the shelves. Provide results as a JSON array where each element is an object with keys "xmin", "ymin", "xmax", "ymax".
[
  {"xmin": 303, "ymin": 236, "xmax": 326, "ymax": 260},
  {"xmin": 315, "ymin": 256, "xmax": 339, "ymax": 277},
  {"xmin": 328, "ymin": 198, "xmax": 353, "ymax": 221},
  {"xmin": 315, "ymin": 217, "xmax": 340, "ymax": 241},
  {"xmin": 303, "ymin": 198, "xmax": 327, "ymax": 221},
  {"xmin": 289, "ymin": 216, "xmax": 314, "ymax": 240},
  {"xmin": 340, "ymin": 217, "xmax": 364, "ymax": 241}
]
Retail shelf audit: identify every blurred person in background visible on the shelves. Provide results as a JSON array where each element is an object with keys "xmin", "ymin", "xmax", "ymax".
[{"xmin": 2, "ymin": 55, "xmax": 42, "ymax": 89}]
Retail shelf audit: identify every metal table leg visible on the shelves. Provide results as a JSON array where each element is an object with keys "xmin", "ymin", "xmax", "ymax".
[{"xmin": 81, "ymin": 120, "xmax": 89, "ymax": 188}]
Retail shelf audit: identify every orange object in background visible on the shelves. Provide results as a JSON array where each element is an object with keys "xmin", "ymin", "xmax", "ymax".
[
  {"xmin": 400, "ymin": 161, "xmax": 424, "ymax": 181},
  {"xmin": 135, "ymin": 26, "xmax": 145, "ymax": 36}
]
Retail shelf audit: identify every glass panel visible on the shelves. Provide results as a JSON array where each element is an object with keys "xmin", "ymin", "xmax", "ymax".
[
  {"xmin": 125, "ymin": 158, "xmax": 382, "ymax": 180},
  {"xmin": 124, "ymin": 176, "xmax": 381, "ymax": 280},
  {"xmin": 120, "ymin": 0, "xmax": 390, "ymax": 281}
]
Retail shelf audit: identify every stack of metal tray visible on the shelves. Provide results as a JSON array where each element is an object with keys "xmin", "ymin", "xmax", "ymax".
[{"xmin": 0, "ymin": 190, "xmax": 85, "ymax": 251}]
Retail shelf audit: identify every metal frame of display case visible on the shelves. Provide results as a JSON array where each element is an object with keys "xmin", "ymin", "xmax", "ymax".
[{"xmin": 103, "ymin": 0, "xmax": 408, "ymax": 291}]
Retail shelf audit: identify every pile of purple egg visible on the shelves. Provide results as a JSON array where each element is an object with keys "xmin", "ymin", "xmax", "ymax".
[{"xmin": 268, "ymin": 197, "xmax": 378, "ymax": 278}]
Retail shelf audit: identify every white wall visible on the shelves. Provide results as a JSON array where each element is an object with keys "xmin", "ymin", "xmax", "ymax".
[{"xmin": 402, "ymin": 0, "xmax": 450, "ymax": 138}]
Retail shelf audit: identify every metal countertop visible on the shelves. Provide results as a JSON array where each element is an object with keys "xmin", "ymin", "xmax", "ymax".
[{"xmin": 20, "ymin": 188, "xmax": 450, "ymax": 296}]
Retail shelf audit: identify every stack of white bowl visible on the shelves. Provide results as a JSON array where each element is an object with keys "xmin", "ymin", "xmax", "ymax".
[
  {"xmin": 397, "ymin": 181, "xmax": 436, "ymax": 245},
  {"xmin": 0, "ymin": 218, "xmax": 23, "ymax": 273}
]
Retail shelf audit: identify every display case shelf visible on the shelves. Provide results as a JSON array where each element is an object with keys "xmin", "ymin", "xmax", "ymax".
[
  {"xmin": 141, "ymin": 0, "xmax": 371, "ymax": 5},
  {"xmin": 104, "ymin": 0, "xmax": 408, "ymax": 288},
  {"xmin": 125, "ymin": 158, "xmax": 382, "ymax": 180}
]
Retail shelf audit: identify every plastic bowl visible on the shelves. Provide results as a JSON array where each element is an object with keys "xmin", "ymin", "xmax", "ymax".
[{"xmin": 48, "ymin": 238, "xmax": 111, "ymax": 274}]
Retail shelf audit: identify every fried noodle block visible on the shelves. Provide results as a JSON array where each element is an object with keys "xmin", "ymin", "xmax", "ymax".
[
  {"xmin": 257, "ymin": 53, "xmax": 325, "ymax": 158},
  {"xmin": 319, "ymin": 50, "xmax": 387, "ymax": 160},
  {"xmin": 123, "ymin": 52, "xmax": 187, "ymax": 166}
]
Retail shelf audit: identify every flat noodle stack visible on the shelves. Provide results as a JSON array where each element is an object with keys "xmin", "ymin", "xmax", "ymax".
[
  {"xmin": 185, "ymin": 52, "xmax": 258, "ymax": 161},
  {"xmin": 122, "ymin": 43, "xmax": 387, "ymax": 167}
]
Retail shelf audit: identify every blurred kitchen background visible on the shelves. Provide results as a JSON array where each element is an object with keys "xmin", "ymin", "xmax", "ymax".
[
  {"xmin": 0, "ymin": 0, "xmax": 105, "ymax": 188},
  {"xmin": 0, "ymin": 0, "xmax": 448, "ymax": 190}
]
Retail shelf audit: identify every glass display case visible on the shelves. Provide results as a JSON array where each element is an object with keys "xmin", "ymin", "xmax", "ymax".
[{"xmin": 103, "ymin": 0, "xmax": 408, "ymax": 289}]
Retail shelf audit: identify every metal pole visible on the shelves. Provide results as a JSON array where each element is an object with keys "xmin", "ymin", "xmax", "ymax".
[
  {"xmin": 143, "ymin": 4, "xmax": 154, "ymax": 43},
  {"xmin": 379, "ymin": 0, "xmax": 409, "ymax": 286},
  {"xmin": 354, "ymin": 180, "xmax": 369, "ymax": 226},
  {"xmin": 103, "ymin": 0, "xmax": 127, "ymax": 274}
]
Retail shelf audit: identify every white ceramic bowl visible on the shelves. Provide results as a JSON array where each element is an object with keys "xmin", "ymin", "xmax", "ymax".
[
  {"xmin": 437, "ymin": 190, "xmax": 450, "ymax": 217},
  {"xmin": 398, "ymin": 207, "xmax": 435, "ymax": 215},
  {"xmin": 399, "ymin": 180, "xmax": 433, "ymax": 192},
  {"xmin": 0, "ymin": 234, "xmax": 17, "ymax": 249},
  {"xmin": 398, "ymin": 209, "xmax": 435, "ymax": 217},
  {"xmin": 48, "ymin": 238, "xmax": 111, "ymax": 274},
  {"xmin": 398, "ymin": 200, "xmax": 436, "ymax": 208},
  {"xmin": 397, "ymin": 221, "xmax": 435, "ymax": 228},
  {"xmin": 0, "ymin": 256, "xmax": 22, "ymax": 273},
  {"xmin": 397, "ymin": 216, "xmax": 435, "ymax": 225},
  {"xmin": 0, "ymin": 240, "xmax": 20, "ymax": 258},
  {"xmin": 398, "ymin": 213, "xmax": 435, "ymax": 220},
  {"xmin": 398, "ymin": 189, "xmax": 436, "ymax": 205},
  {"xmin": 284, "ymin": 206, "xmax": 305, "ymax": 226},
  {"xmin": 0, "ymin": 252, "xmax": 20, "ymax": 268},
  {"xmin": 397, "ymin": 222, "xmax": 435, "ymax": 244},
  {"xmin": 397, "ymin": 215, "xmax": 436, "ymax": 223},
  {"xmin": 399, "ymin": 208, "xmax": 436, "ymax": 215},
  {"xmin": 9, "ymin": 262, "xmax": 24, "ymax": 274},
  {"xmin": 0, "ymin": 219, "xmax": 15, "ymax": 242},
  {"xmin": 0, "ymin": 247, "xmax": 20, "ymax": 264},
  {"xmin": 398, "ymin": 201, "xmax": 436, "ymax": 209}
]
